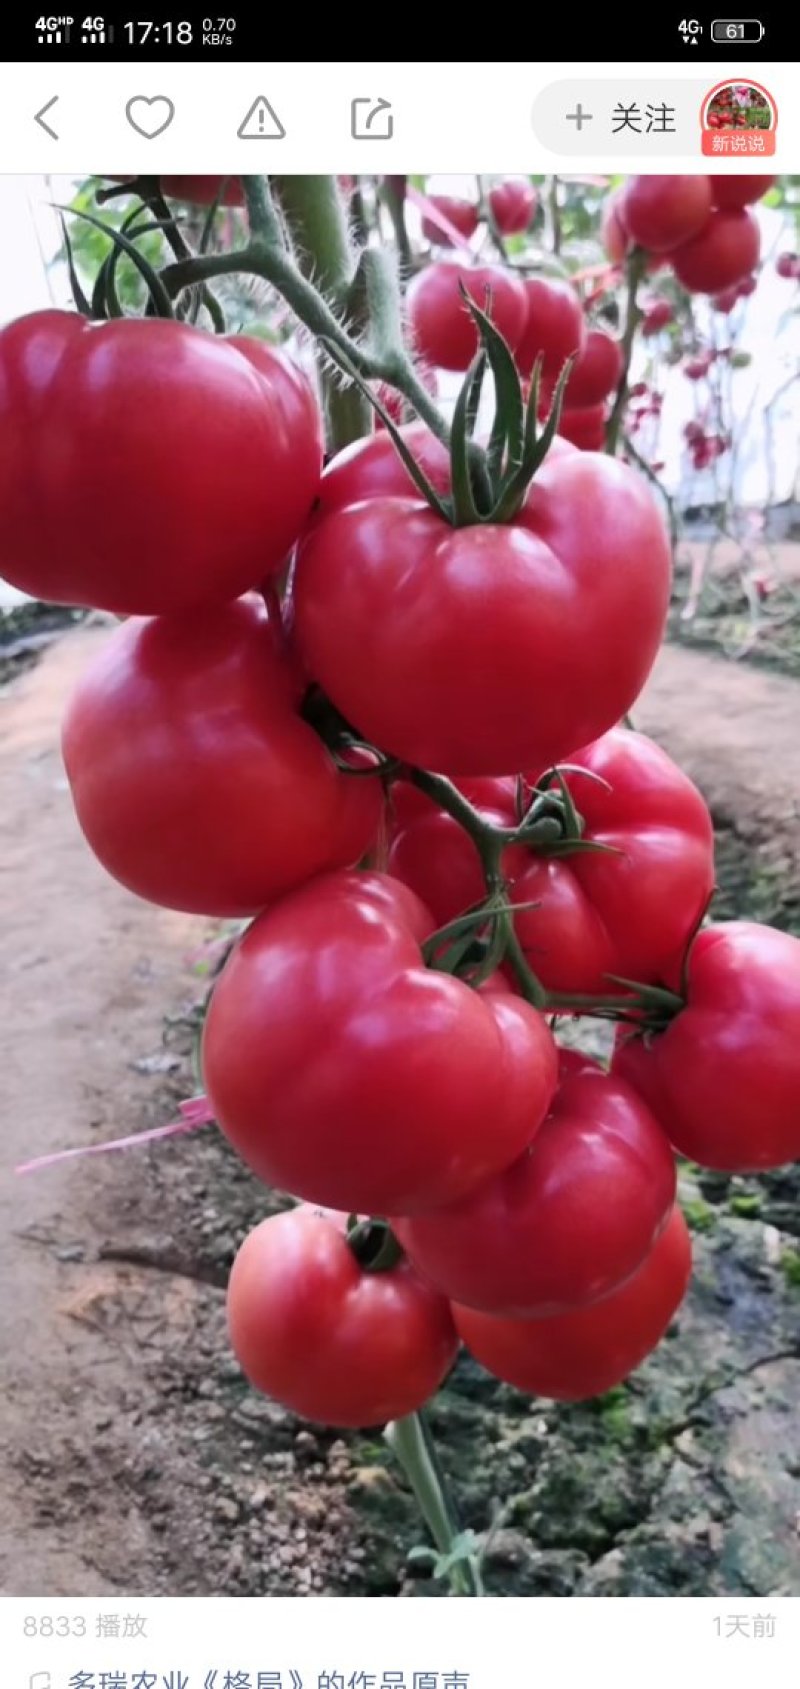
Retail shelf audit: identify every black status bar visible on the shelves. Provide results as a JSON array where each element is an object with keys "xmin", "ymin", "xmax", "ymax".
[{"xmin": 2, "ymin": 11, "xmax": 794, "ymax": 62}]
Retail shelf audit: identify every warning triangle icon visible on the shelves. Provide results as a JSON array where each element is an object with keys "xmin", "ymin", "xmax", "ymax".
[{"xmin": 237, "ymin": 96, "xmax": 285, "ymax": 140}]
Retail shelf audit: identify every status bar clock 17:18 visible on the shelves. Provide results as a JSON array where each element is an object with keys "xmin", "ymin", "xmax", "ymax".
[{"xmin": 35, "ymin": 16, "xmax": 237, "ymax": 46}]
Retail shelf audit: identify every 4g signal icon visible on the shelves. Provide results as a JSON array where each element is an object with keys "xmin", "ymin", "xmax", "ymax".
[
  {"xmin": 36, "ymin": 13, "xmax": 113, "ymax": 41},
  {"xmin": 36, "ymin": 15, "xmax": 74, "ymax": 42}
]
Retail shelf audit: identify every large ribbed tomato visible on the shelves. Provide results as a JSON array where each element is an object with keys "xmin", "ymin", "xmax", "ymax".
[
  {"xmin": 292, "ymin": 458, "xmax": 671, "ymax": 778},
  {"xmin": 395, "ymin": 1051, "xmax": 675, "ymax": 1317},
  {"xmin": 454, "ymin": 1205, "xmax": 692, "ymax": 1400},
  {"xmin": 203, "ymin": 871, "xmax": 558, "ymax": 1214},
  {"xmin": 614, "ymin": 922, "xmax": 800, "ymax": 1172},
  {"xmin": 62, "ymin": 597, "xmax": 381, "ymax": 916},
  {"xmin": 387, "ymin": 728, "xmax": 714, "ymax": 994},
  {"xmin": 228, "ymin": 1207, "xmax": 458, "ymax": 1428},
  {"xmin": 0, "ymin": 313, "xmax": 322, "ymax": 614}
]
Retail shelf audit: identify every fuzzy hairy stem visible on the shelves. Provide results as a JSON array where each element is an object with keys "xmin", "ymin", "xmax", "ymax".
[
  {"xmin": 269, "ymin": 175, "xmax": 370, "ymax": 449},
  {"xmin": 605, "ymin": 247, "xmax": 648, "ymax": 457},
  {"xmin": 159, "ymin": 176, "xmax": 453, "ymax": 452}
]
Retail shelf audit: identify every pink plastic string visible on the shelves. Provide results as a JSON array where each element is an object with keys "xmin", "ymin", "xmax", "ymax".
[
  {"xmin": 15, "ymin": 1095, "xmax": 214, "ymax": 1177},
  {"xmin": 406, "ymin": 186, "xmax": 476, "ymax": 254}
]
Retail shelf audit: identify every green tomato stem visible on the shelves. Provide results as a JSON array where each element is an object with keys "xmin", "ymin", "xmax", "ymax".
[
  {"xmin": 384, "ymin": 1411, "xmax": 484, "ymax": 1597},
  {"xmin": 381, "ymin": 176, "xmax": 413, "ymax": 276},
  {"xmin": 269, "ymin": 174, "xmax": 371, "ymax": 450},
  {"xmin": 159, "ymin": 176, "xmax": 453, "ymax": 453},
  {"xmin": 605, "ymin": 247, "xmax": 648, "ymax": 457},
  {"xmin": 408, "ymin": 768, "xmax": 509, "ymax": 896}
]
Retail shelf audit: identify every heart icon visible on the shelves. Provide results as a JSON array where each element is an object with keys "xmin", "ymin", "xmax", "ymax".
[{"xmin": 125, "ymin": 95, "xmax": 175, "ymax": 139}]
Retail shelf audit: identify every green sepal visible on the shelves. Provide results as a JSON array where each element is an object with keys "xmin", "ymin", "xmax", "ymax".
[
  {"xmin": 200, "ymin": 179, "xmax": 234, "ymax": 254},
  {"xmin": 449, "ymin": 348, "xmax": 485, "ymax": 525},
  {"xmin": 460, "ymin": 289, "xmax": 525, "ymax": 485},
  {"xmin": 59, "ymin": 215, "xmax": 92, "ymax": 318},
  {"xmin": 319, "ymin": 336, "xmax": 451, "ymax": 521},
  {"xmin": 54, "ymin": 202, "xmax": 175, "ymax": 319},
  {"xmin": 536, "ymin": 763, "xmax": 613, "ymax": 794},
  {"xmin": 102, "ymin": 206, "xmax": 175, "ymax": 319},
  {"xmin": 490, "ymin": 352, "xmax": 576, "ymax": 522}
]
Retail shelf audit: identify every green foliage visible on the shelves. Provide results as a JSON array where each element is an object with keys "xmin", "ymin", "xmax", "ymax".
[
  {"xmin": 728, "ymin": 1193, "xmax": 762, "ymax": 1217},
  {"xmin": 682, "ymin": 1197, "xmax": 717, "ymax": 1233},
  {"xmin": 780, "ymin": 1247, "xmax": 800, "ymax": 1288}
]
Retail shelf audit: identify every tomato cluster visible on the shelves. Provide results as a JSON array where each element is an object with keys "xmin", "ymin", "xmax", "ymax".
[
  {"xmin": 4, "ymin": 173, "xmax": 800, "ymax": 1439},
  {"xmin": 605, "ymin": 174, "xmax": 774, "ymax": 296}
]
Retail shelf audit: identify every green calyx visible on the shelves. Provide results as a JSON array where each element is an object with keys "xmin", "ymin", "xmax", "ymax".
[
  {"xmin": 514, "ymin": 765, "xmax": 623, "ymax": 862},
  {"xmin": 324, "ymin": 290, "xmax": 575, "ymax": 530},
  {"xmin": 346, "ymin": 1217, "xmax": 403, "ymax": 1274}
]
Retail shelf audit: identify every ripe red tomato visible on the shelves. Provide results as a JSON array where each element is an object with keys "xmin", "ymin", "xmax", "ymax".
[
  {"xmin": 61, "ymin": 596, "xmax": 381, "ymax": 917},
  {"xmin": 776, "ymin": 252, "xmax": 800, "ymax": 280},
  {"xmin": 420, "ymin": 195, "xmax": 480, "ymax": 246},
  {"xmin": 315, "ymin": 424, "xmax": 452, "ymax": 520},
  {"xmin": 108, "ymin": 175, "xmax": 245, "ymax": 205},
  {"xmin": 395, "ymin": 1050, "xmax": 675, "ymax": 1318},
  {"xmin": 556, "ymin": 403, "xmax": 606, "ymax": 451},
  {"xmin": 203, "ymin": 871, "xmax": 558, "ymax": 1214},
  {"xmin": 489, "ymin": 178, "xmax": 538, "ymax": 235},
  {"xmin": 562, "ymin": 328, "xmax": 622, "ymax": 407},
  {"xmin": 671, "ymin": 210, "xmax": 760, "ymax": 294},
  {"xmin": 388, "ymin": 728, "xmax": 715, "ymax": 995},
  {"xmin": 601, "ymin": 190, "xmax": 630, "ymax": 264},
  {"xmin": 158, "ymin": 175, "xmax": 245, "ymax": 206},
  {"xmin": 514, "ymin": 278, "xmax": 585, "ymax": 380},
  {"xmin": 614, "ymin": 922, "xmax": 800, "ymax": 1172},
  {"xmin": 407, "ymin": 264, "xmax": 527, "ymax": 371},
  {"xmin": 0, "ymin": 313, "xmax": 322, "ymax": 615},
  {"xmin": 708, "ymin": 174, "xmax": 775, "ymax": 210},
  {"xmin": 228, "ymin": 1206, "xmax": 458, "ymax": 1427},
  {"xmin": 641, "ymin": 299, "xmax": 674, "ymax": 336},
  {"xmin": 453, "ymin": 1204, "xmax": 691, "ymax": 1400},
  {"xmin": 293, "ymin": 460, "xmax": 671, "ymax": 778},
  {"xmin": 623, "ymin": 176, "xmax": 713, "ymax": 253}
]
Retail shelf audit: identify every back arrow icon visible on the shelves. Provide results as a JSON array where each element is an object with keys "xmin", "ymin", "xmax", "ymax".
[{"xmin": 35, "ymin": 96, "xmax": 59, "ymax": 139}]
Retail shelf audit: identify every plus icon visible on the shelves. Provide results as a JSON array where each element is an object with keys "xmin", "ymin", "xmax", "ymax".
[{"xmin": 565, "ymin": 103, "xmax": 593, "ymax": 130}]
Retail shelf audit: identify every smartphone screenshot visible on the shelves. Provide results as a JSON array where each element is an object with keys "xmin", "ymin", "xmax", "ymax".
[{"xmin": 1, "ymin": 13, "xmax": 799, "ymax": 1686}]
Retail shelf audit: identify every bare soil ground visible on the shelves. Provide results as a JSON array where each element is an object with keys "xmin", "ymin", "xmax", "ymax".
[{"xmin": 1, "ymin": 624, "xmax": 800, "ymax": 1599}]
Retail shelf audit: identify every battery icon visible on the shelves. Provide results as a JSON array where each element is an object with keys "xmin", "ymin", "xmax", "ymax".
[{"xmin": 711, "ymin": 19, "xmax": 765, "ymax": 41}]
